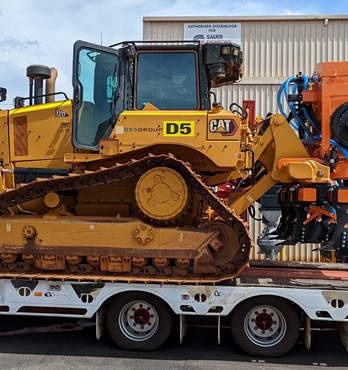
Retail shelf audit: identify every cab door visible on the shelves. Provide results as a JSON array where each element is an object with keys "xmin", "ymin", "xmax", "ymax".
[{"xmin": 72, "ymin": 41, "xmax": 125, "ymax": 150}]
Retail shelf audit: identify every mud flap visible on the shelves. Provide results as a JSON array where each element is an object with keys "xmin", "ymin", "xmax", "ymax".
[
  {"xmin": 340, "ymin": 322, "xmax": 348, "ymax": 352},
  {"xmin": 304, "ymin": 314, "xmax": 311, "ymax": 350},
  {"xmin": 96, "ymin": 305, "xmax": 106, "ymax": 340},
  {"xmin": 179, "ymin": 314, "xmax": 187, "ymax": 344}
]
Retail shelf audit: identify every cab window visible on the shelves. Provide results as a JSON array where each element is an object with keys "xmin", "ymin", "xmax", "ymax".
[
  {"xmin": 75, "ymin": 48, "xmax": 120, "ymax": 148},
  {"xmin": 136, "ymin": 51, "xmax": 198, "ymax": 110}
]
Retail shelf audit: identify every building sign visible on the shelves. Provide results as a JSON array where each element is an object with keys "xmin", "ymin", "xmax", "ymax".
[{"xmin": 184, "ymin": 23, "xmax": 241, "ymax": 44}]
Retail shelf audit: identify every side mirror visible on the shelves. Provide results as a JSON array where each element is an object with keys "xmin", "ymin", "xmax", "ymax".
[{"xmin": 0, "ymin": 87, "xmax": 7, "ymax": 102}]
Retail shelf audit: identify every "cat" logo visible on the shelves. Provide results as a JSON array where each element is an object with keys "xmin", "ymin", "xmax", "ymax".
[{"xmin": 209, "ymin": 119, "xmax": 237, "ymax": 136}]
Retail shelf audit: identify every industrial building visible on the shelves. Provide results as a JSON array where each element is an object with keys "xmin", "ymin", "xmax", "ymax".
[{"xmin": 144, "ymin": 15, "xmax": 348, "ymax": 116}]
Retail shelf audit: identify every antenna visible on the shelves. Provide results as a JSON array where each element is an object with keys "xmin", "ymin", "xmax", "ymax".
[{"xmin": 101, "ymin": 32, "xmax": 103, "ymax": 46}]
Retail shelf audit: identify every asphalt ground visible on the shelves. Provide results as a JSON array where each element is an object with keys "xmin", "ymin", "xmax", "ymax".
[{"xmin": 0, "ymin": 316, "xmax": 346, "ymax": 370}]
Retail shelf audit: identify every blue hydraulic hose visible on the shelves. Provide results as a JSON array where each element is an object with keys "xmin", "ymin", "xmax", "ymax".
[
  {"xmin": 277, "ymin": 75, "xmax": 321, "ymax": 137},
  {"xmin": 277, "ymin": 77, "xmax": 298, "ymax": 131}
]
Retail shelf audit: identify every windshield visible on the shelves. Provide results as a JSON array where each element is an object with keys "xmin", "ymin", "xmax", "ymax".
[
  {"xmin": 136, "ymin": 51, "xmax": 198, "ymax": 110},
  {"xmin": 75, "ymin": 48, "xmax": 120, "ymax": 148}
]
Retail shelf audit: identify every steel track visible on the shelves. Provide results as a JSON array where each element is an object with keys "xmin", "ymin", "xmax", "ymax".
[{"xmin": 0, "ymin": 154, "xmax": 253, "ymax": 283}]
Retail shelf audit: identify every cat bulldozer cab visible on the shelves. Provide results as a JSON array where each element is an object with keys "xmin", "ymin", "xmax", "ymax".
[{"xmin": 71, "ymin": 40, "xmax": 243, "ymax": 150}]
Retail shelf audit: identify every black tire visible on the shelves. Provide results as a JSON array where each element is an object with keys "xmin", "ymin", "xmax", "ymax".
[
  {"xmin": 230, "ymin": 296, "xmax": 299, "ymax": 357},
  {"xmin": 331, "ymin": 102, "xmax": 348, "ymax": 148},
  {"xmin": 107, "ymin": 292, "xmax": 173, "ymax": 351}
]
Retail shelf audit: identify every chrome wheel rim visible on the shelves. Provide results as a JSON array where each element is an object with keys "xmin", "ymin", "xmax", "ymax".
[
  {"xmin": 119, "ymin": 300, "xmax": 159, "ymax": 342},
  {"xmin": 244, "ymin": 304, "xmax": 286, "ymax": 348}
]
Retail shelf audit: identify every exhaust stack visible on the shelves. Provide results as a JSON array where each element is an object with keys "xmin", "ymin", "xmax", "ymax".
[{"xmin": 26, "ymin": 65, "xmax": 51, "ymax": 105}]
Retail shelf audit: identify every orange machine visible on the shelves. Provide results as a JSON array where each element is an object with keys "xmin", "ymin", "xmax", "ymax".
[
  {"xmin": 302, "ymin": 62, "xmax": 348, "ymax": 179},
  {"xmin": 273, "ymin": 61, "xmax": 348, "ymax": 261}
]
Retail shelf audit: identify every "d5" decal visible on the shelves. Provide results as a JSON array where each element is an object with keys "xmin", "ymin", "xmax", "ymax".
[{"xmin": 163, "ymin": 121, "xmax": 195, "ymax": 137}]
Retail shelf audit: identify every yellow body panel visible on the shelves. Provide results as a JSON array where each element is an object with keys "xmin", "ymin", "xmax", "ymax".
[
  {"xmin": 8, "ymin": 100, "xmax": 73, "ymax": 169},
  {"xmin": 111, "ymin": 107, "xmax": 243, "ymax": 170},
  {"xmin": 0, "ymin": 110, "xmax": 10, "ymax": 167},
  {"xmin": 0, "ymin": 110, "xmax": 13, "ymax": 189},
  {"xmin": 0, "ymin": 215, "xmax": 214, "ymax": 255}
]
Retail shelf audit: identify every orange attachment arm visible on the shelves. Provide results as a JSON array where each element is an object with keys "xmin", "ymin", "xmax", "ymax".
[{"xmin": 303, "ymin": 205, "xmax": 337, "ymax": 225}]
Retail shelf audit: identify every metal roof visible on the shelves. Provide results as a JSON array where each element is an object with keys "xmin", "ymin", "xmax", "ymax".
[{"xmin": 144, "ymin": 15, "xmax": 348, "ymax": 22}]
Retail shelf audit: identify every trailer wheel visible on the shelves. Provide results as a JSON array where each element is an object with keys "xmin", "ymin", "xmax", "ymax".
[
  {"xmin": 107, "ymin": 292, "xmax": 173, "ymax": 351},
  {"xmin": 230, "ymin": 296, "xmax": 299, "ymax": 357}
]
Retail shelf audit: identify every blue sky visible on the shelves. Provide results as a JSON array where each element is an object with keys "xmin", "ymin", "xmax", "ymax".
[{"xmin": 0, "ymin": 0, "xmax": 348, "ymax": 108}]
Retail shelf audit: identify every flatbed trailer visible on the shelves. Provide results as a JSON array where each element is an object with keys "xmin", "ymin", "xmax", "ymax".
[{"xmin": 0, "ymin": 261, "xmax": 347, "ymax": 357}]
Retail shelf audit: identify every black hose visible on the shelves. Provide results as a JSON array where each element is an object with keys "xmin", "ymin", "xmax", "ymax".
[{"xmin": 248, "ymin": 204, "xmax": 263, "ymax": 221}]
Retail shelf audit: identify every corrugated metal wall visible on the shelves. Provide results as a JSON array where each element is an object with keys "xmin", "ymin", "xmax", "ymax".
[
  {"xmin": 143, "ymin": 16, "xmax": 348, "ymax": 261},
  {"xmin": 144, "ymin": 16, "xmax": 348, "ymax": 118}
]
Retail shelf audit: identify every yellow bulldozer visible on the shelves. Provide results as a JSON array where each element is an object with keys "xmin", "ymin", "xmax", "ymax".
[{"xmin": 0, "ymin": 40, "xmax": 346, "ymax": 283}]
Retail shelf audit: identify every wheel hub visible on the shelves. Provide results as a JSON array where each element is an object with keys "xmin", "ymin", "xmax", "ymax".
[
  {"xmin": 244, "ymin": 305, "xmax": 285, "ymax": 347},
  {"xmin": 120, "ymin": 300, "xmax": 159, "ymax": 341},
  {"xmin": 135, "ymin": 167, "xmax": 189, "ymax": 221},
  {"xmin": 252, "ymin": 310, "xmax": 279, "ymax": 336},
  {"xmin": 133, "ymin": 307, "xmax": 151, "ymax": 326}
]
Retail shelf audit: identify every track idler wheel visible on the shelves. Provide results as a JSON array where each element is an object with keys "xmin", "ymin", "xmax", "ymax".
[
  {"xmin": 201, "ymin": 220, "xmax": 240, "ymax": 266},
  {"xmin": 135, "ymin": 167, "xmax": 189, "ymax": 222}
]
